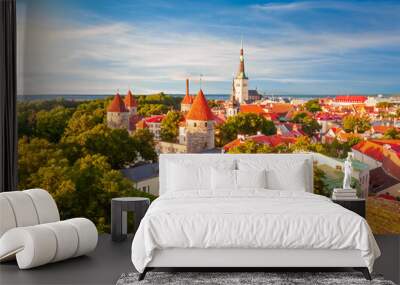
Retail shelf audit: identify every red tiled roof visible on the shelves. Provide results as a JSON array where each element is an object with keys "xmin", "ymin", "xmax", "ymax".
[
  {"xmin": 372, "ymin": 140, "xmax": 400, "ymax": 153},
  {"xmin": 352, "ymin": 141, "xmax": 386, "ymax": 162},
  {"xmin": 262, "ymin": 113, "xmax": 279, "ymax": 121},
  {"xmin": 144, "ymin": 115, "xmax": 165, "ymax": 123},
  {"xmin": 223, "ymin": 134, "xmax": 297, "ymax": 151},
  {"xmin": 265, "ymin": 103, "xmax": 293, "ymax": 114},
  {"xmin": 334, "ymin": 95, "xmax": 367, "ymax": 103},
  {"xmin": 186, "ymin": 89, "xmax": 214, "ymax": 121},
  {"xmin": 372, "ymin": 126, "xmax": 398, "ymax": 134},
  {"xmin": 124, "ymin": 90, "xmax": 137, "ymax": 107},
  {"xmin": 316, "ymin": 112, "xmax": 341, "ymax": 120},
  {"xmin": 108, "ymin": 93, "xmax": 128, "ymax": 112},
  {"xmin": 181, "ymin": 94, "xmax": 194, "ymax": 104},
  {"xmin": 240, "ymin": 104, "xmax": 264, "ymax": 114},
  {"xmin": 376, "ymin": 193, "xmax": 397, "ymax": 201}
]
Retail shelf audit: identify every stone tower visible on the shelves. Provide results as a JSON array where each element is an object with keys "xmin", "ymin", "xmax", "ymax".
[
  {"xmin": 226, "ymin": 78, "xmax": 240, "ymax": 117},
  {"xmin": 185, "ymin": 89, "xmax": 215, "ymax": 153},
  {"xmin": 233, "ymin": 40, "xmax": 248, "ymax": 104},
  {"xmin": 124, "ymin": 89, "xmax": 137, "ymax": 116},
  {"xmin": 181, "ymin": 79, "xmax": 193, "ymax": 112},
  {"xmin": 107, "ymin": 92, "xmax": 129, "ymax": 129}
]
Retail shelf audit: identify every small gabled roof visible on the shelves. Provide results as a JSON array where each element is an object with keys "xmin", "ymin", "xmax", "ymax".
[
  {"xmin": 144, "ymin": 115, "xmax": 165, "ymax": 123},
  {"xmin": 240, "ymin": 104, "xmax": 264, "ymax": 114},
  {"xmin": 186, "ymin": 89, "xmax": 214, "ymax": 121},
  {"xmin": 108, "ymin": 92, "xmax": 128, "ymax": 112},
  {"xmin": 120, "ymin": 163, "xmax": 159, "ymax": 182}
]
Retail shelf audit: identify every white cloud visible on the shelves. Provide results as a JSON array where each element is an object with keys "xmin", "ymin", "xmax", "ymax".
[
  {"xmin": 17, "ymin": 5, "xmax": 400, "ymax": 95},
  {"xmin": 251, "ymin": 1, "xmax": 398, "ymax": 13}
]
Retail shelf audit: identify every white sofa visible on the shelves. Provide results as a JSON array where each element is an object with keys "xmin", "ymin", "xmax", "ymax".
[{"xmin": 0, "ymin": 189, "xmax": 98, "ymax": 269}]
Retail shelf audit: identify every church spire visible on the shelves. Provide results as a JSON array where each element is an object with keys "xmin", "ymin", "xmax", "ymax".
[{"xmin": 237, "ymin": 39, "xmax": 247, "ymax": 79}]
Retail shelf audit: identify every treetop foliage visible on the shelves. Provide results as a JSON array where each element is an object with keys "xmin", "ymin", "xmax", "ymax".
[
  {"xmin": 160, "ymin": 110, "xmax": 183, "ymax": 143},
  {"xmin": 342, "ymin": 114, "xmax": 371, "ymax": 133},
  {"xmin": 17, "ymin": 98, "xmax": 157, "ymax": 232},
  {"xmin": 304, "ymin": 99, "xmax": 322, "ymax": 113},
  {"xmin": 218, "ymin": 113, "xmax": 276, "ymax": 146}
]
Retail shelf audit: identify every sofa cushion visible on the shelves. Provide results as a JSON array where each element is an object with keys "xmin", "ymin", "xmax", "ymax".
[
  {"xmin": 0, "ymin": 196, "xmax": 17, "ymax": 238},
  {"xmin": 0, "ymin": 192, "xmax": 39, "ymax": 227},
  {"xmin": 24, "ymin": 189, "xmax": 60, "ymax": 224}
]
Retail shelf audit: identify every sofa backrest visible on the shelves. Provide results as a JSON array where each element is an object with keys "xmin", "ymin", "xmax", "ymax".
[
  {"xmin": 0, "ymin": 189, "xmax": 60, "ymax": 237},
  {"xmin": 159, "ymin": 153, "xmax": 314, "ymax": 196}
]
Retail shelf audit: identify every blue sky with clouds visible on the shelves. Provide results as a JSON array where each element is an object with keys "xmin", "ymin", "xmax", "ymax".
[{"xmin": 17, "ymin": 0, "xmax": 400, "ymax": 95}]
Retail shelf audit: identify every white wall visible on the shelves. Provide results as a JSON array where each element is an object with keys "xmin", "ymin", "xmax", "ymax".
[{"xmin": 134, "ymin": 177, "xmax": 159, "ymax": 196}]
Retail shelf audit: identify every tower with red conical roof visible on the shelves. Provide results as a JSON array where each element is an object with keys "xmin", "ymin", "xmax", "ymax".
[
  {"xmin": 107, "ymin": 92, "xmax": 129, "ymax": 129},
  {"xmin": 184, "ymin": 89, "xmax": 215, "ymax": 152},
  {"xmin": 181, "ymin": 79, "xmax": 193, "ymax": 112},
  {"xmin": 233, "ymin": 40, "xmax": 249, "ymax": 104},
  {"xmin": 124, "ymin": 89, "xmax": 138, "ymax": 116}
]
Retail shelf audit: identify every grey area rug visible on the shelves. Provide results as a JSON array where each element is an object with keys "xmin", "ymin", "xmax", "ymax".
[{"xmin": 117, "ymin": 272, "xmax": 395, "ymax": 285}]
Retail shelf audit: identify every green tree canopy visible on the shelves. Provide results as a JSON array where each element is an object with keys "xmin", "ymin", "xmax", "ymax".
[
  {"xmin": 62, "ymin": 100, "xmax": 106, "ymax": 137},
  {"xmin": 138, "ymin": 104, "xmax": 169, "ymax": 117},
  {"xmin": 384, "ymin": 128, "xmax": 400, "ymax": 139},
  {"xmin": 313, "ymin": 166, "xmax": 329, "ymax": 197},
  {"xmin": 304, "ymin": 99, "xmax": 322, "ymax": 113},
  {"xmin": 342, "ymin": 115, "xmax": 371, "ymax": 133},
  {"xmin": 291, "ymin": 112, "xmax": 321, "ymax": 136},
  {"xmin": 137, "ymin": 93, "xmax": 180, "ymax": 110},
  {"xmin": 18, "ymin": 137, "xmax": 66, "ymax": 188},
  {"xmin": 290, "ymin": 136, "xmax": 312, "ymax": 152},
  {"xmin": 160, "ymin": 111, "xmax": 183, "ymax": 142},
  {"xmin": 219, "ymin": 113, "xmax": 276, "ymax": 146},
  {"xmin": 301, "ymin": 116, "xmax": 321, "ymax": 136},
  {"xmin": 35, "ymin": 106, "xmax": 73, "ymax": 142},
  {"xmin": 291, "ymin": 112, "xmax": 309, "ymax": 123},
  {"xmin": 77, "ymin": 124, "xmax": 138, "ymax": 168},
  {"xmin": 132, "ymin": 129, "xmax": 158, "ymax": 162},
  {"xmin": 17, "ymin": 98, "xmax": 158, "ymax": 233},
  {"xmin": 227, "ymin": 140, "xmax": 273, "ymax": 154}
]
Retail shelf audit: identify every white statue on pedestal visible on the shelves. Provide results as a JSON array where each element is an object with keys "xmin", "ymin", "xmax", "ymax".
[{"xmin": 343, "ymin": 154, "xmax": 353, "ymax": 190}]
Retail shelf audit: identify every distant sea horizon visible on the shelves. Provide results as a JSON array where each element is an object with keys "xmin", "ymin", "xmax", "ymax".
[{"xmin": 17, "ymin": 93, "xmax": 394, "ymax": 102}]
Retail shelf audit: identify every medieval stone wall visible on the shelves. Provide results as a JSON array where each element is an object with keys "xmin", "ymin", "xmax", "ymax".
[
  {"xmin": 185, "ymin": 120, "xmax": 215, "ymax": 153},
  {"xmin": 181, "ymin": 103, "xmax": 192, "ymax": 112},
  {"xmin": 107, "ymin": 112, "xmax": 129, "ymax": 129}
]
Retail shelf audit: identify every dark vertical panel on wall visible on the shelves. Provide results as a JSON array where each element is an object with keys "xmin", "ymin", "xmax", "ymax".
[{"xmin": 0, "ymin": 0, "xmax": 17, "ymax": 192}]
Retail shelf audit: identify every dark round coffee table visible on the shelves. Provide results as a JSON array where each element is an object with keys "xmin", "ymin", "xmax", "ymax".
[{"xmin": 111, "ymin": 197, "xmax": 150, "ymax": 242}]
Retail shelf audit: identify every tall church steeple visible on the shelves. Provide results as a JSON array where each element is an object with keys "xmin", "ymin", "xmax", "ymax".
[
  {"xmin": 237, "ymin": 39, "xmax": 247, "ymax": 79},
  {"xmin": 234, "ymin": 39, "xmax": 249, "ymax": 103}
]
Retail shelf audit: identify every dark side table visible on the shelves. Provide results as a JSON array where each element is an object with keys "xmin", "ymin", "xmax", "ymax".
[
  {"xmin": 332, "ymin": 198, "xmax": 366, "ymax": 218},
  {"xmin": 111, "ymin": 197, "xmax": 150, "ymax": 242}
]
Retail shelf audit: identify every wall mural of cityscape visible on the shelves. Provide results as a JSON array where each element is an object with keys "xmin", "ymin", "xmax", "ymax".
[{"xmin": 17, "ymin": 0, "xmax": 400, "ymax": 234}]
